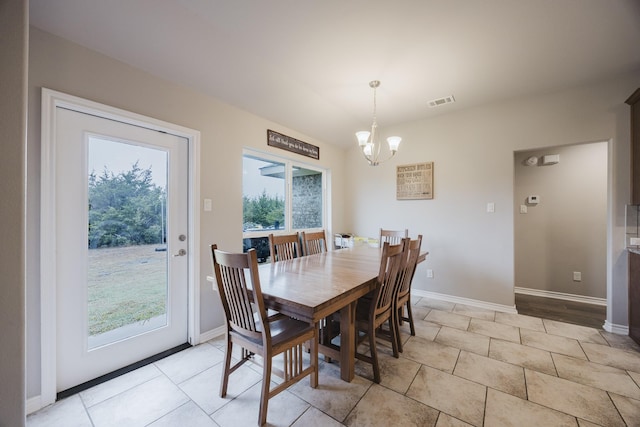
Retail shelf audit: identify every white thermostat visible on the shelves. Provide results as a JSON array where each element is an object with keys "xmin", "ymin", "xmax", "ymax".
[{"xmin": 527, "ymin": 195, "xmax": 540, "ymax": 204}]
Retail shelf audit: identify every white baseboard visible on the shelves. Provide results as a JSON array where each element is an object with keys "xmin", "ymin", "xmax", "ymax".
[
  {"xmin": 603, "ymin": 320, "xmax": 629, "ymax": 335},
  {"xmin": 26, "ymin": 395, "xmax": 42, "ymax": 415},
  {"xmin": 514, "ymin": 287, "xmax": 607, "ymax": 306},
  {"xmin": 199, "ymin": 325, "xmax": 225, "ymax": 343},
  {"xmin": 412, "ymin": 289, "xmax": 518, "ymax": 314}
]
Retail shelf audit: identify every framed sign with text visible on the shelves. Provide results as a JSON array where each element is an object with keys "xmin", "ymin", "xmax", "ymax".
[
  {"xmin": 396, "ymin": 162, "xmax": 434, "ymax": 200},
  {"xmin": 267, "ymin": 129, "xmax": 320, "ymax": 160}
]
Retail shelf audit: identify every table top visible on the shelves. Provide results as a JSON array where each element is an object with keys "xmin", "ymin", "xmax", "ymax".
[{"xmin": 255, "ymin": 245, "xmax": 383, "ymax": 322}]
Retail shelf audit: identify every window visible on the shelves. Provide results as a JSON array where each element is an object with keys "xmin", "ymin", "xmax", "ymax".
[{"xmin": 243, "ymin": 150, "xmax": 327, "ymax": 261}]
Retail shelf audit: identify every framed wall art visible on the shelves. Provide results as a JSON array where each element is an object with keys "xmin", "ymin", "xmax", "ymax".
[
  {"xmin": 396, "ymin": 162, "xmax": 434, "ymax": 200},
  {"xmin": 267, "ymin": 129, "xmax": 319, "ymax": 160}
]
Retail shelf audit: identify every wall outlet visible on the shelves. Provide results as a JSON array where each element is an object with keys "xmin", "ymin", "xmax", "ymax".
[
  {"xmin": 427, "ymin": 269, "xmax": 434, "ymax": 278},
  {"xmin": 520, "ymin": 205, "xmax": 528, "ymax": 214},
  {"xmin": 573, "ymin": 271, "xmax": 582, "ymax": 282},
  {"xmin": 486, "ymin": 202, "xmax": 495, "ymax": 213}
]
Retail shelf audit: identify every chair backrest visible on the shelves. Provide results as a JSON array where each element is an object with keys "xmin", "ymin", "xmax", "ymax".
[
  {"xmin": 372, "ymin": 239, "xmax": 408, "ymax": 320},
  {"xmin": 301, "ymin": 230, "xmax": 328, "ymax": 256},
  {"xmin": 397, "ymin": 235, "xmax": 423, "ymax": 299},
  {"xmin": 379, "ymin": 228, "xmax": 408, "ymax": 245},
  {"xmin": 268, "ymin": 233, "xmax": 301, "ymax": 262},
  {"xmin": 211, "ymin": 244, "xmax": 269, "ymax": 343}
]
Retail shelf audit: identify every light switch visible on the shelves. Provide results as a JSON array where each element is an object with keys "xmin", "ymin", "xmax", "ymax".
[
  {"xmin": 204, "ymin": 198, "xmax": 212, "ymax": 211},
  {"xmin": 520, "ymin": 205, "xmax": 527, "ymax": 214},
  {"xmin": 486, "ymin": 202, "xmax": 495, "ymax": 213}
]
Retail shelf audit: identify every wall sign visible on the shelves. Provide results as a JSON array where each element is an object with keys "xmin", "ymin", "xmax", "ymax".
[
  {"xmin": 267, "ymin": 129, "xmax": 319, "ymax": 160},
  {"xmin": 397, "ymin": 162, "xmax": 434, "ymax": 200}
]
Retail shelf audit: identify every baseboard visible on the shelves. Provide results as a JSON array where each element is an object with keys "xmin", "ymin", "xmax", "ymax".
[
  {"xmin": 199, "ymin": 325, "xmax": 225, "ymax": 343},
  {"xmin": 603, "ymin": 320, "xmax": 629, "ymax": 335},
  {"xmin": 26, "ymin": 395, "xmax": 42, "ymax": 415},
  {"xmin": 514, "ymin": 287, "xmax": 607, "ymax": 306},
  {"xmin": 412, "ymin": 289, "xmax": 518, "ymax": 314}
]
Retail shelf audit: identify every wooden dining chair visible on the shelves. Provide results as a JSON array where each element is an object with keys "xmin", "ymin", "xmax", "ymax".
[
  {"xmin": 354, "ymin": 239, "xmax": 407, "ymax": 383},
  {"xmin": 379, "ymin": 228, "xmax": 408, "ymax": 245},
  {"xmin": 301, "ymin": 230, "xmax": 328, "ymax": 256},
  {"xmin": 394, "ymin": 235, "xmax": 423, "ymax": 353},
  {"xmin": 210, "ymin": 244, "xmax": 318, "ymax": 426},
  {"xmin": 268, "ymin": 233, "xmax": 301, "ymax": 262}
]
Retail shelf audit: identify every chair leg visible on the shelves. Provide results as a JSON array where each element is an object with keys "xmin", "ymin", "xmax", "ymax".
[
  {"xmin": 369, "ymin": 327, "xmax": 381, "ymax": 383},
  {"xmin": 389, "ymin": 315, "xmax": 400, "ymax": 358},
  {"xmin": 311, "ymin": 324, "xmax": 319, "ymax": 388},
  {"xmin": 220, "ymin": 338, "xmax": 233, "ymax": 397},
  {"xmin": 405, "ymin": 300, "xmax": 416, "ymax": 336},
  {"xmin": 258, "ymin": 356, "xmax": 272, "ymax": 426}
]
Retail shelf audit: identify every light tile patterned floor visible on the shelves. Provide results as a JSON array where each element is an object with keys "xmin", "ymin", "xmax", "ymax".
[{"xmin": 27, "ymin": 297, "xmax": 640, "ymax": 426}]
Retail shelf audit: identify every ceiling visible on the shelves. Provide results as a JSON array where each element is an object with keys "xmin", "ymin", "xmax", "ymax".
[{"xmin": 29, "ymin": 0, "xmax": 640, "ymax": 149}]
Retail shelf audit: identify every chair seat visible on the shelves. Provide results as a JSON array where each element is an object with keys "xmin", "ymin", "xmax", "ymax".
[{"xmin": 268, "ymin": 315, "xmax": 315, "ymax": 348}]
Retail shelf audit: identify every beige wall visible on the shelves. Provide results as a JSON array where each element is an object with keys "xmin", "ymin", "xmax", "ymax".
[
  {"xmin": 0, "ymin": 0, "xmax": 28, "ymax": 425},
  {"xmin": 26, "ymin": 27, "xmax": 347, "ymax": 398},
  {"xmin": 345, "ymin": 74, "xmax": 640, "ymax": 320},
  {"xmin": 514, "ymin": 142, "xmax": 608, "ymax": 298}
]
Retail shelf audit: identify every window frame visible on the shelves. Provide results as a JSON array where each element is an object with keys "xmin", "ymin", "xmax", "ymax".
[{"xmin": 242, "ymin": 148, "xmax": 327, "ymax": 239}]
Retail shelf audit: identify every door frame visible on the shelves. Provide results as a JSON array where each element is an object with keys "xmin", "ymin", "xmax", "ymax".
[{"xmin": 40, "ymin": 88, "xmax": 201, "ymax": 406}]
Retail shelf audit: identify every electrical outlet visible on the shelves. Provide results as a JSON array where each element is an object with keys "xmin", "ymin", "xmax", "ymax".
[
  {"xmin": 520, "ymin": 205, "xmax": 527, "ymax": 214},
  {"xmin": 573, "ymin": 271, "xmax": 582, "ymax": 282},
  {"xmin": 427, "ymin": 269, "xmax": 434, "ymax": 278}
]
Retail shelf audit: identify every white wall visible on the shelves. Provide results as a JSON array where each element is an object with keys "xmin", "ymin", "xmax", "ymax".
[
  {"xmin": 345, "ymin": 74, "xmax": 640, "ymax": 318},
  {"xmin": 514, "ymin": 142, "xmax": 608, "ymax": 299},
  {"xmin": 26, "ymin": 28, "xmax": 347, "ymax": 399},
  {"xmin": 0, "ymin": 0, "xmax": 28, "ymax": 424}
]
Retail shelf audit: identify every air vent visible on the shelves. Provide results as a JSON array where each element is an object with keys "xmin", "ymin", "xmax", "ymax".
[{"xmin": 428, "ymin": 95, "xmax": 455, "ymax": 108}]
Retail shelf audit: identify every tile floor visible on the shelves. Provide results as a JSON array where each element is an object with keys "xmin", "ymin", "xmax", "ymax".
[{"xmin": 28, "ymin": 297, "xmax": 640, "ymax": 426}]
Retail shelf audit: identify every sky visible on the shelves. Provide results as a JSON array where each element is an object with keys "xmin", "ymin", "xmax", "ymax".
[
  {"xmin": 242, "ymin": 156, "xmax": 285, "ymax": 199},
  {"xmin": 88, "ymin": 137, "xmax": 167, "ymax": 188}
]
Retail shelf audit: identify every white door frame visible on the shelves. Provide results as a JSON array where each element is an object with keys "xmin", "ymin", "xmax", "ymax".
[{"xmin": 40, "ymin": 88, "xmax": 201, "ymax": 406}]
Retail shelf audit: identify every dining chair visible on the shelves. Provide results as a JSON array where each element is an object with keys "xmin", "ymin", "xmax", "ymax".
[
  {"xmin": 268, "ymin": 233, "xmax": 301, "ymax": 262},
  {"xmin": 210, "ymin": 244, "xmax": 318, "ymax": 426},
  {"xmin": 394, "ymin": 235, "xmax": 423, "ymax": 353},
  {"xmin": 379, "ymin": 228, "xmax": 408, "ymax": 245},
  {"xmin": 301, "ymin": 230, "xmax": 328, "ymax": 256},
  {"xmin": 354, "ymin": 239, "xmax": 407, "ymax": 383}
]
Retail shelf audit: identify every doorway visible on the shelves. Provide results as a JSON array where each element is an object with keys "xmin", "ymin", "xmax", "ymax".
[
  {"xmin": 40, "ymin": 89, "xmax": 201, "ymax": 405},
  {"xmin": 513, "ymin": 142, "xmax": 608, "ymax": 327}
]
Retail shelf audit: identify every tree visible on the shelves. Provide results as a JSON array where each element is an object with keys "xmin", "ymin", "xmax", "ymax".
[
  {"xmin": 88, "ymin": 162, "xmax": 165, "ymax": 248},
  {"xmin": 243, "ymin": 190, "xmax": 284, "ymax": 229}
]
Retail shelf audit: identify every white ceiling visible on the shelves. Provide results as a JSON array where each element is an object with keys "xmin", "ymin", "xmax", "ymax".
[{"xmin": 29, "ymin": 0, "xmax": 640, "ymax": 148}]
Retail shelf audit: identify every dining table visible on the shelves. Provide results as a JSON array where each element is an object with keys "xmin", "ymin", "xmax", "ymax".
[
  {"xmin": 207, "ymin": 243, "xmax": 385, "ymax": 382},
  {"xmin": 254, "ymin": 244, "xmax": 384, "ymax": 382},
  {"xmin": 209, "ymin": 242, "xmax": 428, "ymax": 382}
]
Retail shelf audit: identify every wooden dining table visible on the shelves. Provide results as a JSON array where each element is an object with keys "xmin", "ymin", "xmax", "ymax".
[{"xmin": 255, "ymin": 244, "xmax": 384, "ymax": 382}]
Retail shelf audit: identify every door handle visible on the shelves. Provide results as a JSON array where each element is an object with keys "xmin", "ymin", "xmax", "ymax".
[{"xmin": 173, "ymin": 249, "xmax": 187, "ymax": 257}]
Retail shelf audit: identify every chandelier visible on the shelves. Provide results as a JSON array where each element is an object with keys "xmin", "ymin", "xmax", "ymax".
[{"xmin": 355, "ymin": 80, "xmax": 401, "ymax": 166}]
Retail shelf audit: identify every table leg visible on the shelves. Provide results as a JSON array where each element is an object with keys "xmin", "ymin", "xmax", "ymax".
[{"xmin": 339, "ymin": 301, "xmax": 357, "ymax": 381}]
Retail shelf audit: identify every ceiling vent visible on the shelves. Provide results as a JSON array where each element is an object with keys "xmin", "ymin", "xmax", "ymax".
[{"xmin": 428, "ymin": 95, "xmax": 455, "ymax": 108}]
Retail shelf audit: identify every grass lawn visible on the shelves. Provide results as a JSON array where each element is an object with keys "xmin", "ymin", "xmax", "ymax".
[{"xmin": 88, "ymin": 244, "xmax": 167, "ymax": 336}]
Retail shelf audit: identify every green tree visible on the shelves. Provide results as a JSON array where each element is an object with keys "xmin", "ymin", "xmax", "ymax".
[
  {"xmin": 243, "ymin": 190, "xmax": 284, "ymax": 229},
  {"xmin": 88, "ymin": 162, "xmax": 165, "ymax": 248}
]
